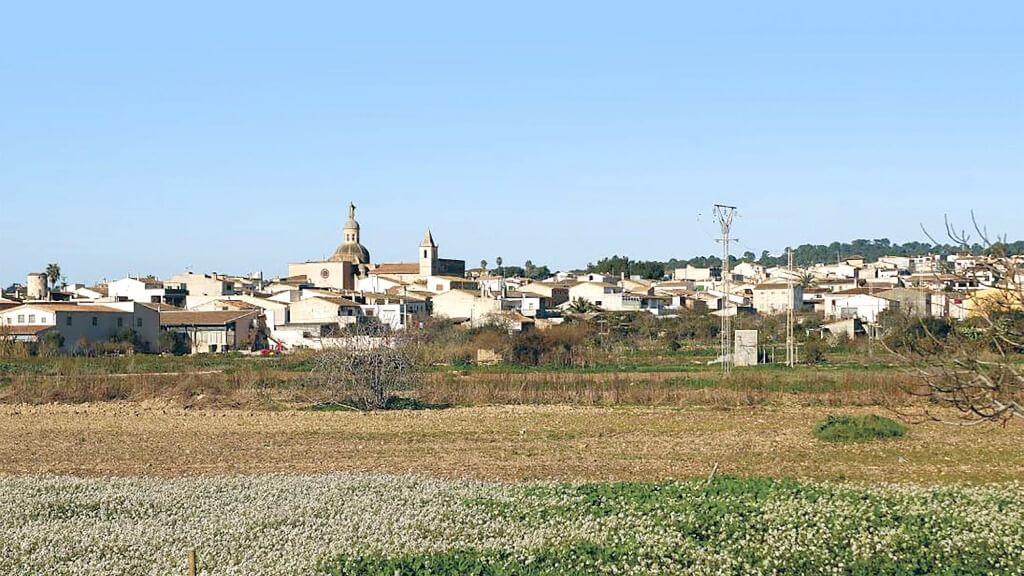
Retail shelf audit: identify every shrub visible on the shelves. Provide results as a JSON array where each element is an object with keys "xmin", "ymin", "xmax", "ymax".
[
  {"xmin": 802, "ymin": 337, "xmax": 828, "ymax": 364},
  {"xmin": 509, "ymin": 331, "xmax": 546, "ymax": 366},
  {"xmin": 309, "ymin": 324, "xmax": 420, "ymax": 410},
  {"xmin": 813, "ymin": 414, "xmax": 907, "ymax": 442}
]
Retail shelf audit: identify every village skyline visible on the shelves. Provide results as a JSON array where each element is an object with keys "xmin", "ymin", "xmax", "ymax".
[{"xmin": 4, "ymin": 201, "xmax": 1020, "ymax": 288}]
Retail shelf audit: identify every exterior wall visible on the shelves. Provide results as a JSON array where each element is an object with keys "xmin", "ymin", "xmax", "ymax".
[
  {"xmin": 753, "ymin": 285, "xmax": 802, "ymax": 315},
  {"xmin": 435, "ymin": 258, "xmax": 465, "ymax": 276},
  {"xmin": 55, "ymin": 310, "xmax": 135, "ymax": 352},
  {"xmin": 71, "ymin": 286, "xmax": 105, "ymax": 300},
  {"xmin": 183, "ymin": 327, "xmax": 230, "ymax": 353},
  {"xmin": 827, "ymin": 294, "xmax": 891, "ymax": 323},
  {"xmin": 673, "ymin": 266, "xmax": 715, "ymax": 282},
  {"xmin": 426, "ymin": 276, "xmax": 479, "ymax": 294},
  {"xmin": 233, "ymin": 296, "xmax": 288, "ymax": 328},
  {"xmin": 812, "ymin": 264, "xmax": 858, "ymax": 280},
  {"xmin": 732, "ymin": 263, "xmax": 765, "ymax": 281},
  {"xmin": 100, "ymin": 301, "xmax": 161, "ymax": 352},
  {"xmin": 167, "ymin": 273, "xmax": 233, "ymax": 298},
  {"xmin": 288, "ymin": 298, "xmax": 359, "ymax": 325},
  {"xmin": 356, "ymin": 275, "xmax": 404, "ymax": 293},
  {"xmin": 187, "ymin": 299, "xmax": 287, "ymax": 335},
  {"xmin": 161, "ymin": 312, "xmax": 258, "ymax": 354},
  {"xmin": 517, "ymin": 296, "xmax": 544, "ymax": 317},
  {"xmin": 519, "ymin": 284, "xmax": 570, "ymax": 306},
  {"xmin": 431, "ymin": 291, "xmax": 502, "ymax": 326},
  {"xmin": 288, "ymin": 261, "xmax": 353, "ymax": 291},
  {"xmin": 107, "ymin": 278, "xmax": 165, "ymax": 303},
  {"xmin": 2, "ymin": 304, "xmax": 157, "ymax": 353},
  {"xmin": 877, "ymin": 288, "xmax": 931, "ymax": 317},
  {"xmin": 1, "ymin": 305, "xmax": 58, "ymax": 327},
  {"xmin": 568, "ymin": 283, "xmax": 621, "ymax": 307},
  {"xmin": 359, "ymin": 301, "xmax": 428, "ymax": 329}
]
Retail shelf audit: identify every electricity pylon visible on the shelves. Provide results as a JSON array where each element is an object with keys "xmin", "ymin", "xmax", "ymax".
[{"xmin": 713, "ymin": 204, "xmax": 737, "ymax": 375}]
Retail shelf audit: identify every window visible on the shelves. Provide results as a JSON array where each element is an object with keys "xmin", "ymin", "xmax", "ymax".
[
  {"xmin": 39, "ymin": 317, "xmax": 47, "ymax": 324},
  {"xmin": 66, "ymin": 316, "xmax": 73, "ymax": 326},
  {"xmin": 17, "ymin": 315, "xmax": 24, "ymax": 324},
  {"xmin": 91, "ymin": 316, "xmax": 98, "ymax": 326},
  {"xmin": 117, "ymin": 318, "xmax": 124, "ymax": 328},
  {"xmin": 28, "ymin": 314, "xmax": 35, "ymax": 323},
  {"xmin": 136, "ymin": 318, "xmax": 143, "ymax": 328}
]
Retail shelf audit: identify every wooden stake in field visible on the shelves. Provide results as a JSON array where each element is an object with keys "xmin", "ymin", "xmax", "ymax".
[{"xmin": 187, "ymin": 549, "xmax": 197, "ymax": 576}]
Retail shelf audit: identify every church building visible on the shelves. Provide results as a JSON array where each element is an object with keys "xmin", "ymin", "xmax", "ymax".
[{"xmin": 287, "ymin": 202, "xmax": 370, "ymax": 291}]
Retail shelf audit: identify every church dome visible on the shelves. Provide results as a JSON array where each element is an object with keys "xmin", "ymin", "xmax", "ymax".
[
  {"xmin": 330, "ymin": 242, "xmax": 370, "ymax": 264},
  {"xmin": 330, "ymin": 202, "xmax": 371, "ymax": 265}
]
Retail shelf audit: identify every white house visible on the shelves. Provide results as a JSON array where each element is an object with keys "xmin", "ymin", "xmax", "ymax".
[
  {"xmin": 355, "ymin": 274, "xmax": 407, "ymax": 293},
  {"xmin": 424, "ymin": 275, "xmax": 479, "ymax": 294},
  {"xmin": 568, "ymin": 282, "xmax": 622, "ymax": 309},
  {"xmin": 188, "ymin": 295, "xmax": 289, "ymax": 330},
  {"xmin": 673, "ymin": 265, "xmax": 718, "ymax": 282},
  {"xmin": 518, "ymin": 282, "xmax": 570, "ymax": 307},
  {"xmin": 354, "ymin": 293, "xmax": 428, "ymax": 330},
  {"xmin": 431, "ymin": 289, "xmax": 508, "ymax": 327},
  {"xmin": 824, "ymin": 289, "xmax": 893, "ymax": 323},
  {"xmin": 0, "ymin": 302, "xmax": 139, "ymax": 353},
  {"xmin": 285, "ymin": 296, "xmax": 361, "ymax": 333},
  {"xmin": 166, "ymin": 272, "xmax": 234, "ymax": 301},
  {"xmin": 732, "ymin": 262, "xmax": 766, "ymax": 282},
  {"xmin": 107, "ymin": 276, "xmax": 181, "ymax": 305},
  {"xmin": 878, "ymin": 256, "xmax": 912, "ymax": 272},
  {"xmin": 752, "ymin": 282, "xmax": 803, "ymax": 315},
  {"xmin": 811, "ymin": 263, "xmax": 859, "ymax": 280},
  {"xmin": 68, "ymin": 284, "xmax": 107, "ymax": 300}
]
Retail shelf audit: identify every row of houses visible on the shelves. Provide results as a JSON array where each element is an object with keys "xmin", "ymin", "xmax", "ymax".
[{"xmin": 5, "ymin": 204, "xmax": 1020, "ymax": 354}]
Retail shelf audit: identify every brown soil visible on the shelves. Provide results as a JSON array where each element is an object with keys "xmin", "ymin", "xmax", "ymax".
[{"xmin": 1, "ymin": 403, "xmax": 1020, "ymax": 483}]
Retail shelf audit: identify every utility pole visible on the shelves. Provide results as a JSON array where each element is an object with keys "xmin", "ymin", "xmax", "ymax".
[
  {"xmin": 713, "ymin": 204, "xmax": 737, "ymax": 375},
  {"xmin": 786, "ymin": 247, "xmax": 796, "ymax": 367}
]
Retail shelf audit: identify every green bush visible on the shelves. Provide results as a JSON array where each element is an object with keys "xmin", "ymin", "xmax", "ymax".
[{"xmin": 813, "ymin": 414, "xmax": 907, "ymax": 442}]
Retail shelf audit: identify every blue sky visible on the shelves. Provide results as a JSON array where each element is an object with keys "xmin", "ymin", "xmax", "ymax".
[{"xmin": 1, "ymin": 2, "xmax": 1021, "ymax": 285}]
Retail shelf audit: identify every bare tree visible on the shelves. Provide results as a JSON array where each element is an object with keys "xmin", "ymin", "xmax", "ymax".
[
  {"xmin": 888, "ymin": 213, "xmax": 1024, "ymax": 424},
  {"xmin": 310, "ymin": 321, "xmax": 419, "ymax": 410}
]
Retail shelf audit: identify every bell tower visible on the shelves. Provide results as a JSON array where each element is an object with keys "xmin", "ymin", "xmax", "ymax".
[{"xmin": 419, "ymin": 229, "xmax": 438, "ymax": 277}]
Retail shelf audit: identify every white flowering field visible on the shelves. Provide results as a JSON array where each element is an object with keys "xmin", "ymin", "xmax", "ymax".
[{"xmin": 2, "ymin": 474, "xmax": 1023, "ymax": 575}]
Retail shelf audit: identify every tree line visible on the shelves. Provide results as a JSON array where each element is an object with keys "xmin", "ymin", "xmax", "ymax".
[{"xmin": 586, "ymin": 238, "xmax": 1024, "ymax": 279}]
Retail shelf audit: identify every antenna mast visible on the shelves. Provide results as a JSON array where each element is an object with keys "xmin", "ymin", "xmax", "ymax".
[{"xmin": 713, "ymin": 204, "xmax": 737, "ymax": 375}]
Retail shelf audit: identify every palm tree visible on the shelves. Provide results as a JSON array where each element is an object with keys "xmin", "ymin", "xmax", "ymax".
[
  {"xmin": 797, "ymin": 270, "xmax": 816, "ymax": 289},
  {"xmin": 495, "ymin": 256, "xmax": 503, "ymax": 277},
  {"xmin": 45, "ymin": 263, "xmax": 62, "ymax": 291},
  {"xmin": 568, "ymin": 297, "xmax": 596, "ymax": 313}
]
